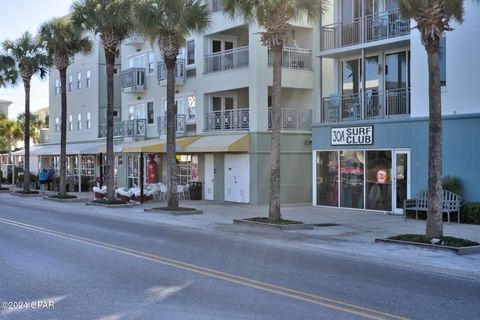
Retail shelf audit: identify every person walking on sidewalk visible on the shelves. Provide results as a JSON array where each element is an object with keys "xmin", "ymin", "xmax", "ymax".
[
  {"xmin": 39, "ymin": 169, "xmax": 48, "ymax": 194},
  {"xmin": 47, "ymin": 167, "xmax": 55, "ymax": 191}
]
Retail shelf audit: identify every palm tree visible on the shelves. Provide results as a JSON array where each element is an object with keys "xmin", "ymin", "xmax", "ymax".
[
  {"xmin": 72, "ymin": 0, "xmax": 135, "ymax": 201},
  {"xmin": 133, "ymin": 0, "xmax": 210, "ymax": 208},
  {"xmin": 2, "ymin": 32, "xmax": 48, "ymax": 193},
  {"xmin": 17, "ymin": 112, "xmax": 46, "ymax": 145},
  {"xmin": 40, "ymin": 17, "xmax": 93, "ymax": 198},
  {"xmin": 0, "ymin": 118, "xmax": 23, "ymax": 188},
  {"xmin": 398, "ymin": 0, "xmax": 468, "ymax": 238},
  {"xmin": 0, "ymin": 55, "xmax": 18, "ymax": 87},
  {"xmin": 222, "ymin": 0, "xmax": 324, "ymax": 221}
]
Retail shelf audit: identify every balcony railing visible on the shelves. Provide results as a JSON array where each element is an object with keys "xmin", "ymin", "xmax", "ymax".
[
  {"xmin": 98, "ymin": 119, "xmax": 146, "ymax": 139},
  {"xmin": 157, "ymin": 59, "xmax": 186, "ymax": 85},
  {"xmin": 268, "ymin": 108, "xmax": 312, "ymax": 131},
  {"xmin": 321, "ymin": 9, "xmax": 409, "ymax": 51},
  {"xmin": 268, "ymin": 47, "xmax": 312, "ymax": 70},
  {"xmin": 204, "ymin": 46, "xmax": 249, "ymax": 74},
  {"xmin": 121, "ymin": 68, "xmax": 146, "ymax": 93},
  {"xmin": 123, "ymin": 35, "xmax": 145, "ymax": 47},
  {"xmin": 321, "ymin": 88, "xmax": 410, "ymax": 123},
  {"xmin": 157, "ymin": 114, "xmax": 186, "ymax": 137},
  {"xmin": 204, "ymin": 108, "xmax": 249, "ymax": 131}
]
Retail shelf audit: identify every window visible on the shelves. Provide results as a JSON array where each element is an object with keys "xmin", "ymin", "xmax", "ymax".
[
  {"xmin": 439, "ymin": 36, "xmax": 446, "ymax": 86},
  {"xmin": 55, "ymin": 79, "xmax": 60, "ymax": 95},
  {"xmin": 77, "ymin": 113, "xmax": 82, "ymax": 131},
  {"xmin": 86, "ymin": 70, "xmax": 91, "ymax": 88},
  {"xmin": 68, "ymin": 75, "xmax": 73, "ymax": 92},
  {"xmin": 86, "ymin": 112, "xmax": 91, "ymax": 129},
  {"xmin": 128, "ymin": 54, "xmax": 146, "ymax": 68},
  {"xmin": 55, "ymin": 117, "xmax": 60, "ymax": 132},
  {"xmin": 148, "ymin": 52, "xmax": 155, "ymax": 74},
  {"xmin": 147, "ymin": 102, "xmax": 155, "ymax": 124},
  {"xmin": 187, "ymin": 95, "xmax": 196, "ymax": 119},
  {"xmin": 77, "ymin": 72, "xmax": 82, "ymax": 89},
  {"xmin": 68, "ymin": 114, "xmax": 73, "ymax": 131},
  {"xmin": 187, "ymin": 40, "xmax": 195, "ymax": 65},
  {"xmin": 128, "ymin": 103, "xmax": 146, "ymax": 120},
  {"xmin": 211, "ymin": 0, "xmax": 223, "ymax": 12}
]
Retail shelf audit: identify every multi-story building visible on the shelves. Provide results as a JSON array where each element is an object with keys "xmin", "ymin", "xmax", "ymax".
[
  {"xmin": 115, "ymin": 0, "xmax": 318, "ymax": 204},
  {"xmin": 0, "ymin": 99, "xmax": 12, "ymax": 117},
  {"xmin": 312, "ymin": 0, "xmax": 480, "ymax": 213}
]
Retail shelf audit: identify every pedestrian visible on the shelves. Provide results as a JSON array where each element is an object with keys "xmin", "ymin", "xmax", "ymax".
[
  {"xmin": 47, "ymin": 167, "xmax": 55, "ymax": 191},
  {"xmin": 39, "ymin": 169, "xmax": 48, "ymax": 194}
]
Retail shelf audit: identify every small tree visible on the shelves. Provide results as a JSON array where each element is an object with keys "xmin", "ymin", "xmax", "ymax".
[
  {"xmin": 72, "ymin": 0, "xmax": 135, "ymax": 201},
  {"xmin": 2, "ymin": 32, "xmax": 48, "ymax": 193},
  {"xmin": 133, "ymin": 0, "xmax": 210, "ymax": 208},
  {"xmin": 0, "ymin": 119, "xmax": 23, "ymax": 188},
  {"xmin": 222, "ymin": 0, "xmax": 325, "ymax": 221},
  {"xmin": 40, "ymin": 17, "xmax": 93, "ymax": 198},
  {"xmin": 17, "ymin": 112, "xmax": 47, "ymax": 145}
]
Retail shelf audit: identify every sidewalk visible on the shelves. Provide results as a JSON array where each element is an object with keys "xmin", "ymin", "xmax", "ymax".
[{"xmin": 2, "ymin": 190, "xmax": 480, "ymax": 281}]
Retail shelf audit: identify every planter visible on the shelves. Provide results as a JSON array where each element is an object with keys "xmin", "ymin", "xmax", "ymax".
[
  {"xmin": 144, "ymin": 207, "xmax": 203, "ymax": 215},
  {"xmin": 233, "ymin": 219, "xmax": 314, "ymax": 230},
  {"xmin": 375, "ymin": 238, "xmax": 480, "ymax": 255},
  {"xmin": 133, "ymin": 194, "xmax": 153, "ymax": 202},
  {"xmin": 94, "ymin": 192, "xmax": 105, "ymax": 199},
  {"xmin": 116, "ymin": 194, "xmax": 132, "ymax": 202}
]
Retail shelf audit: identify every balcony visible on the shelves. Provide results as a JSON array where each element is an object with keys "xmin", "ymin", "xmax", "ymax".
[
  {"xmin": 123, "ymin": 35, "xmax": 145, "ymax": 47},
  {"xmin": 204, "ymin": 108, "xmax": 249, "ymax": 131},
  {"xmin": 321, "ymin": 88, "xmax": 410, "ymax": 123},
  {"xmin": 268, "ymin": 108, "xmax": 312, "ymax": 131},
  {"xmin": 121, "ymin": 68, "xmax": 146, "ymax": 93},
  {"xmin": 157, "ymin": 115, "xmax": 186, "ymax": 137},
  {"xmin": 98, "ymin": 119, "xmax": 146, "ymax": 139},
  {"xmin": 268, "ymin": 47, "xmax": 312, "ymax": 70},
  {"xmin": 321, "ymin": 9, "xmax": 409, "ymax": 51},
  {"xmin": 157, "ymin": 59, "xmax": 186, "ymax": 86},
  {"xmin": 204, "ymin": 46, "xmax": 249, "ymax": 74}
]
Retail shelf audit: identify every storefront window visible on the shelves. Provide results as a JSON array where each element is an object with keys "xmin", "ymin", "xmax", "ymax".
[
  {"xmin": 340, "ymin": 151, "xmax": 364, "ymax": 209},
  {"xmin": 366, "ymin": 151, "xmax": 392, "ymax": 211},
  {"xmin": 176, "ymin": 155, "xmax": 198, "ymax": 185},
  {"xmin": 316, "ymin": 151, "xmax": 339, "ymax": 206},
  {"xmin": 127, "ymin": 155, "xmax": 139, "ymax": 188}
]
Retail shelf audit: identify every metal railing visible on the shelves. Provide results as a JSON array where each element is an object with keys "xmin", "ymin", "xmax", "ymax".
[
  {"xmin": 268, "ymin": 108, "xmax": 312, "ymax": 130},
  {"xmin": 204, "ymin": 108, "xmax": 249, "ymax": 131},
  {"xmin": 121, "ymin": 68, "xmax": 146, "ymax": 92},
  {"xmin": 268, "ymin": 47, "xmax": 312, "ymax": 70},
  {"xmin": 204, "ymin": 46, "xmax": 249, "ymax": 74},
  {"xmin": 98, "ymin": 119, "xmax": 146, "ymax": 138},
  {"xmin": 321, "ymin": 9, "xmax": 409, "ymax": 50},
  {"xmin": 321, "ymin": 88, "xmax": 410, "ymax": 123},
  {"xmin": 157, "ymin": 114, "xmax": 186, "ymax": 137},
  {"xmin": 123, "ymin": 35, "xmax": 145, "ymax": 46},
  {"xmin": 157, "ymin": 59, "xmax": 186, "ymax": 83}
]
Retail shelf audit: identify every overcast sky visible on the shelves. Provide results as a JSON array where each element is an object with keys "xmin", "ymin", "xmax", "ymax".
[{"xmin": 0, "ymin": 0, "xmax": 73, "ymax": 119}]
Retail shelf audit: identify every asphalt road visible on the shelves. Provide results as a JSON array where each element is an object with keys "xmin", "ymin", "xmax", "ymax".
[{"xmin": 0, "ymin": 197, "xmax": 478, "ymax": 320}]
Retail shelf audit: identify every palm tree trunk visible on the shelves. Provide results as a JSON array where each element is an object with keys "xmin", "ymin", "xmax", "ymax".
[
  {"xmin": 59, "ymin": 68, "xmax": 68, "ymax": 197},
  {"xmin": 23, "ymin": 81, "xmax": 31, "ymax": 192},
  {"xmin": 105, "ymin": 51, "xmax": 116, "ymax": 201},
  {"xmin": 425, "ymin": 40, "xmax": 443, "ymax": 238},
  {"xmin": 269, "ymin": 44, "xmax": 283, "ymax": 222},
  {"xmin": 166, "ymin": 58, "xmax": 178, "ymax": 208}
]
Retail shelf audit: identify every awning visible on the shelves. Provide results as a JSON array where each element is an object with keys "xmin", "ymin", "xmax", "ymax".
[
  {"xmin": 182, "ymin": 134, "xmax": 249, "ymax": 153},
  {"xmin": 12, "ymin": 142, "xmax": 105, "ymax": 156},
  {"xmin": 123, "ymin": 136, "xmax": 199, "ymax": 153}
]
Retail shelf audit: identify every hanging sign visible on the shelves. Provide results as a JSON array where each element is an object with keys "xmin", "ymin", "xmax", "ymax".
[{"xmin": 331, "ymin": 126, "xmax": 374, "ymax": 146}]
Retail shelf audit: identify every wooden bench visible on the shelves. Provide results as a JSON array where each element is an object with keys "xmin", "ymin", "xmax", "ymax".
[{"xmin": 404, "ymin": 190, "xmax": 461, "ymax": 224}]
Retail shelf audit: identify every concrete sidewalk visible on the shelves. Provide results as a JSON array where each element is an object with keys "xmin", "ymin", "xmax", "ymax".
[{"xmin": 2, "ymin": 191, "xmax": 480, "ymax": 281}]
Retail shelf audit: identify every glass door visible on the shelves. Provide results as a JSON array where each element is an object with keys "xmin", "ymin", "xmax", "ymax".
[{"xmin": 393, "ymin": 150, "xmax": 410, "ymax": 213}]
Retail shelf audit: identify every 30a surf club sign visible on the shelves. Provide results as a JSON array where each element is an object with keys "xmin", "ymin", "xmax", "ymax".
[{"xmin": 331, "ymin": 126, "xmax": 374, "ymax": 146}]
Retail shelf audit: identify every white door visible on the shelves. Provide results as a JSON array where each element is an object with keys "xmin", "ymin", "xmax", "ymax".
[
  {"xmin": 392, "ymin": 150, "xmax": 410, "ymax": 214},
  {"xmin": 224, "ymin": 154, "xmax": 250, "ymax": 203},
  {"xmin": 204, "ymin": 154, "xmax": 214, "ymax": 200}
]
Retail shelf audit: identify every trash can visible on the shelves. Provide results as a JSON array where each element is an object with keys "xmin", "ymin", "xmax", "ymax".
[{"xmin": 189, "ymin": 181, "xmax": 202, "ymax": 200}]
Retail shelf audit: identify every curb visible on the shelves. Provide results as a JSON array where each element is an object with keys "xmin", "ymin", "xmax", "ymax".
[
  {"xmin": 144, "ymin": 208, "xmax": 203, "ymax": 215},
  {"xmin": 233, "ymin": 219, "xmax": 314, "ymax": 230},
  {"xmin": 0, "ymin": 189, "xmax": 11, "ymax": 193},
  {"xmin": 10, "ymin": 192, "xmax": 43, "ymax": 197},
  {"xmin": 86, "ymin": 202, "xmax": 135, "ymax": 208},
  {"xmin": 43, "ymin": 196, "xmax": 88, "ymax": 203},
  {"xmin": 375, "ymin": 238, "xmax": 480, "ymax": 255}
]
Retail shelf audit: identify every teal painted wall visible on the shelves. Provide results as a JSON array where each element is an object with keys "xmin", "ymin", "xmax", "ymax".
[
  {"xmin": 312, "ymin": 114, "xmax": 480, "ymax": 202},
  {"xmin": 249, "ymin": 132, "xmax": 312, "ymax": 205}
]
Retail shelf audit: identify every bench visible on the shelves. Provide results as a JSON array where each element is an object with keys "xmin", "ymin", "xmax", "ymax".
[{"xmin": 404, "ymin": 190, "xmax": 461, "ymax": 224}]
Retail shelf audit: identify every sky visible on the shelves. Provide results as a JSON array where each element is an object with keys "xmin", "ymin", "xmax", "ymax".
[{"xmin": 0, "ymin": 0, "xmax": 74, "ymax": 120}]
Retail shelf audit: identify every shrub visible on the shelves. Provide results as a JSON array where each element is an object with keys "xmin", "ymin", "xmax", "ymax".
[
  {"xmin": 461, "ymin": 202, "xmax": 480, "ymax": 225},
  {"xmin": 442, "ymin": 175, "xmax": 463, "ymax": 198}
]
